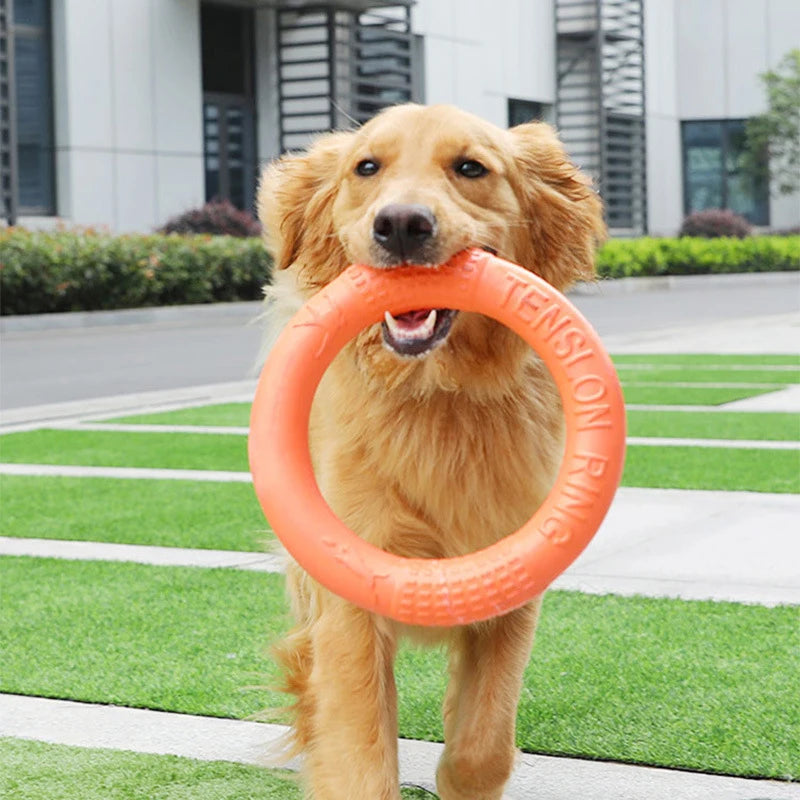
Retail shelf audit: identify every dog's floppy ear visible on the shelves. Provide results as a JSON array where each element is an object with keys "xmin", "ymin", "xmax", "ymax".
[
  {"xmin": 508, "ymin": 122, "xmax": 606, "ymax": 290},
  {"xmin": 257, "ymin": 131, "xmax": 352, "ymax": 277}
]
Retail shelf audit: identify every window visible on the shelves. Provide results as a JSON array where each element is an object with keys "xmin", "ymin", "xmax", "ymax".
[
  {"xmin": 4, "ymin": 0, "xmax": 55, "ymax": 218},
  {"xmin": 682, "ymin": 120, "xmax": 769, "ymax": 225},
  {"xmin": 508, "ymin": 99, "xmax": 544, "ymax": 127},
  {"xmin": 201, "ymin": 3, "xmax": 256, "ymax": 211}
]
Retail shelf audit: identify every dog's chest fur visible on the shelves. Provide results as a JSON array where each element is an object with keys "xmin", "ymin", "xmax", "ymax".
[{"xmin": 309, "ymin": 353, "xmax": 564, "ymax": 560}]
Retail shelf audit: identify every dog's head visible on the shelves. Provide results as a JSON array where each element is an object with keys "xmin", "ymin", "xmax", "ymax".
[{"xmin": 259, "ymin": 104, "xmax": 604, "ymax": 393}]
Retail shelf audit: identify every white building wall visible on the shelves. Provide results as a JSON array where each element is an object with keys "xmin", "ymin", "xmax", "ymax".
[
  {"xmin": 51, "ymin": 0, "xmax": 205, "ymax": 232},
  {"xmin": 412, "ymin": 0, "xmax": 555, "ymax": 128},
  {"xmin": 643, "ymin": 0, "xmax": 682, "ymax": 235},
  {"xmin": 45, "ymin": 0, "xmax": 797, "ymax": 233},
  {"xmin": 676, "ymin": 0, "xmax": 800, "ymax": 228}
]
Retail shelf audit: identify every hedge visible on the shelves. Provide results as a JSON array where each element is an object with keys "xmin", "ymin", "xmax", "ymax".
[
  {"xmin": 0, "ymin": 228, "xmax": 273, "ymax": 316},
  {"xmin": 0, "ymin": 229, "xmax": 798, "ymax": 316},
  {"xmin": 596, "ymin": 235, "xmax": 799, "ymax": 279}
]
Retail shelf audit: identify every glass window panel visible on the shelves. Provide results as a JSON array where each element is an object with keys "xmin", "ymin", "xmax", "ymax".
[
  {"xmin": 13, "ymin": 0, "xmax": 46, "ymax": 27},
  {"xmin": 17, "ymin": 143, "xmax": 52, "ymax": 208},
  {"xmin": 205, "ymin": 168, "xmax": 219, "ymax": 200},
  {"xmin": 508, "ymin": 99, "xmax": 544, "ymax": 127},
  {"xmin": 724, "ymin": 120, "xmax": 769, "ymax": 224},
  {"xmin": 201, "ymin": 5, "xmax": 249, "ymax": 95},
  {"xmin": 682, "ymin": 119, "xmax": 769, "ymax": 224},
  {"xmin": 13, "ymin": 3, "xmax": 55, "ymax": 214},
  {"xmin": 682, "ymin": 120, "xmax": 722, "ymax": 148},
  {"xmin": 229, "ymin": 166, "xmax": 244, "ymax": 210}
]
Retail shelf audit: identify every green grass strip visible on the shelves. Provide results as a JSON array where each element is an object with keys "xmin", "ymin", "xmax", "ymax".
[
  {"xmin": 0, "ymin": 558, "xmax": 286, "ymax": 719},
  {"xmin": 623, "ymin": 445, "xmax": 799, "ymax": 493},
  {"xmin": 0, "ymin": 739, "xmax": 431, "ymax": 800},
  {"xmin": 612, "ymin": 354, "xmax": 800, "ymax": 366},
  {"xmin": 0, "ymin": 476, "xmax": 271, "ymax": 550},
  {"xmin": 617, "ymin": 367, "xmax": 798, "ymax": 384},
  {"xmin": 0, "ymin": 738, "xmax": 302, "ymax": 800},
  {"xmin": 0, "ymin": 429, "xmax": 248, "ymax": 472},
  {"xmin": 626, "ymin": 410, "xmax": 800, "ymax": 441},
  {"xmin": 2, "ymin": 557, "xmax": 798, "ymax": 779},
  {"xmin": 107, "ymin": 403, "xmax": 252, "ymax": 428},
  {"xmin": 622, "ymin": 384, "xmax": 777, "ymax": 406},
  {"xmin": 2, "ymin": 429, "xmax": 797, "ymax": 492}
]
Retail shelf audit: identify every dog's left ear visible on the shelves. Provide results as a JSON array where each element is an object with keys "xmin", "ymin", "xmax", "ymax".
[
  {"xmin": 508, "ymin": 122, "xmax": 606, "ymax": 290},
  {"xmin": 257, "ymin": 131, "xmax": 352, "ymax": 282}
]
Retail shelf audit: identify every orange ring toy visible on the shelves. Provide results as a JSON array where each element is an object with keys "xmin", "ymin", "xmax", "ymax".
[{"xmin": 249, "ymin": 249, "xmax": 625, "ymax": 627}]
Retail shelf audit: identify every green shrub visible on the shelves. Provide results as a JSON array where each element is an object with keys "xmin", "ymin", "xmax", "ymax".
[
  {"xmin": 1, "ymin": 229, "xmax": 797, "ymax": 316},
  {"xmin": 595, "ymin": 236, "xmax": 800, "ymax": 279},
  {"xmin": 0, "ymin": 228, "xmax": 272, "ymax": 315}
]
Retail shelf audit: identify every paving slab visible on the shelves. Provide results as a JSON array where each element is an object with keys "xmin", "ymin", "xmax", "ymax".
[
  {"xmin": 1, "ymin": 487, "xmax": 798, "ymax": 607},
  {"xmin": 2, "ymin": 694, "xmax": 798, "ymax": 800},
  {"xmin": 723, "ymin": 384, "xmax": 800, "ymax": 412},
  {"xmin": 0, "ymin": 380, "xmax": 257, "ymax": 432},
  {"xmin": 602, "ymin": 312, "xmax": 800, "ymax": 355},
  {"xmin": 0, "ymin": 537, "xmax": 284, "ymax": 572},
  {"xmin": 557, "ymin": 488, "xmax": 800, "ymax": 606},
  {"xmin": 0, "ymin": 463, "xmax": 253, "ymax": 482}
]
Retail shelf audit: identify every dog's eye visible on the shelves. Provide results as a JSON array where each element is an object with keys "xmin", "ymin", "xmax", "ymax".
[
  {"xmin": 455, "ymin": 159, "xmax": 488, "ymax": 179},
  {"xmin": 355, "ymin": 159, "xmax": 380, "ymax": 177}
]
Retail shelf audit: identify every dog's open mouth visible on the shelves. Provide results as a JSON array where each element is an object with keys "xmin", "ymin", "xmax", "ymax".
[{"xmin": 382, "ymin": 308, "xmax": 458, "ymax": 357}]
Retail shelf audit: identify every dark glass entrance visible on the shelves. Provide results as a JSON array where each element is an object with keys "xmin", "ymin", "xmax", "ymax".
[{"xmin": 200, "ymin": 3, "xmax": 256, "ymax": 211}]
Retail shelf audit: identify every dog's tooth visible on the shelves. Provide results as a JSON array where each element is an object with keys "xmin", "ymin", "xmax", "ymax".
[
  {"xmin": 384, "ymin": 311, "xmax": 401, "ymax": 337},
  {"xmin": 421, "ymin": 309, "xmax": 437, "ymax": 338}
]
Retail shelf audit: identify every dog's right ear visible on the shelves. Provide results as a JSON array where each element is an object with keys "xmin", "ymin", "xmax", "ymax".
[{"xmin": 257, "ymin": 131, "xmax": 352, "ymax": 272}]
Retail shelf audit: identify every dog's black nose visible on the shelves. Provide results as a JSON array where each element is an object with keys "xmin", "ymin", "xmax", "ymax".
[{"xmin": 372, "ymin": 204, "xmax": 437, "ymax": 262}]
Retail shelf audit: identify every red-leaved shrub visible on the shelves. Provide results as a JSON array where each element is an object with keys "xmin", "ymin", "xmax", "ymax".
[
  {"xmin": 679, "ymin": 209, "xmax": 752, "ymax": 238},
  {"xmin": 159, "ymin": 198, "xmax": 261, "ymax": 238}
]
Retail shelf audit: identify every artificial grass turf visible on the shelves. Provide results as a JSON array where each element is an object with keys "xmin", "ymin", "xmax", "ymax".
[
  {"xmin": 104, "ymin": 388, "xmax": 799, "ymax": 426},
  {"xmin": 0, "ymin": 739, "xmax": 432, "ymax": 800},
  {"xmin": 0, "ymin": 557, "xmax": 286, "ymax": 719},
  {"xmin": 2, "ymin": 556, "xmax": 798, "ymax": 780},
  {"xmin": 2, "ymin": 430, "xmax": 798, "ymax": 494},
  {"xmin": 0, "ymin": 738, "xmax": 302, "ymax": 800},
  {"xmin": 0, "ymin": 429, "xmax": 248, "ymax": 472},
  {"xmin": 0, "ymin": 475, "xmax": 272, "ymax": 550},
  {"xmin": 616, "ymin": 366, "xmax": 798, "ymax": 384},
  {"xmin": 611, "ymin": 354, "xmax": 800, "ymax": 366},
  {"xmin": 107, "ymin": 403, "xmax": 252, "ymax": 428},
  {"xmin": 621, "ymin": 384, "xmax": 778, "ymax": 406},
  {"xmin": 623, "ymin": 445, "xmax": 800, "ymax": 493},
  {"xmin": 626, "ymin": 409, "xmax": 800, "ymax": 441}
]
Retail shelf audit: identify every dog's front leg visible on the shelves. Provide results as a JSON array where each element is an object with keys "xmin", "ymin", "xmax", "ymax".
[
  {"xmin": 304, "ymin": 594, "xmax": 400, "ymax": 800},
  {"xmin": 436, "ymin": 599, "xmax": 543, "ymax": 800}
]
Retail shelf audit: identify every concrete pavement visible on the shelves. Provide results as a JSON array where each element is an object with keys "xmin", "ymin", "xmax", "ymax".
[{"xmin": 2, "ymin": 270, "xmax": 798, "ymax": 409}]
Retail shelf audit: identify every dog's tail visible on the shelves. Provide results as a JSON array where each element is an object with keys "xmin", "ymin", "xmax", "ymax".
[{"xmin": 267, "ymin": 622, "xmax": 316, "ymax": 761}]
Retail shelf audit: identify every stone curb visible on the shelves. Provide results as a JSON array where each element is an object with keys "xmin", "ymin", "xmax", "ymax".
[
  {"xmin": 2, "ymin": 272, "xmax": 797, "ymax": 333},
  {"xmin": 0, "ymin": 300, "xmax": 263, "ymax": 334}
]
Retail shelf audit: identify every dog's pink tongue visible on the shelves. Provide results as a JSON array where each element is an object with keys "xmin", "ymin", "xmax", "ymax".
[{"xmin": 395, "ymin": 309, "xmax": 433, "ymax": 328}]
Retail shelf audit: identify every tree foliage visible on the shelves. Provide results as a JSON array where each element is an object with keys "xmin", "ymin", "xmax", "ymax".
[{"xmin": 744, "ymin": 49, "xmax": 800, "ymax": 196}]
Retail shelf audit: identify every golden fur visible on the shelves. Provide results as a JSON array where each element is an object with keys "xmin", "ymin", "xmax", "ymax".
[{"xmin": 257, "ymin": 103, "xmax": 605, "ymax": 799}]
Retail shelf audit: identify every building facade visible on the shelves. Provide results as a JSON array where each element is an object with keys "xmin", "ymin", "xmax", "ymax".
[{"xmin": 1, "ymin": 0, "xmax": 798, "ymax": 235}]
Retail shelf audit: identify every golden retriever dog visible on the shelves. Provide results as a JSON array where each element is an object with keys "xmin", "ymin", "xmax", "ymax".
[{"xmin": 257, "ymin": 103, "xmax": 604, "ymax": 800}]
